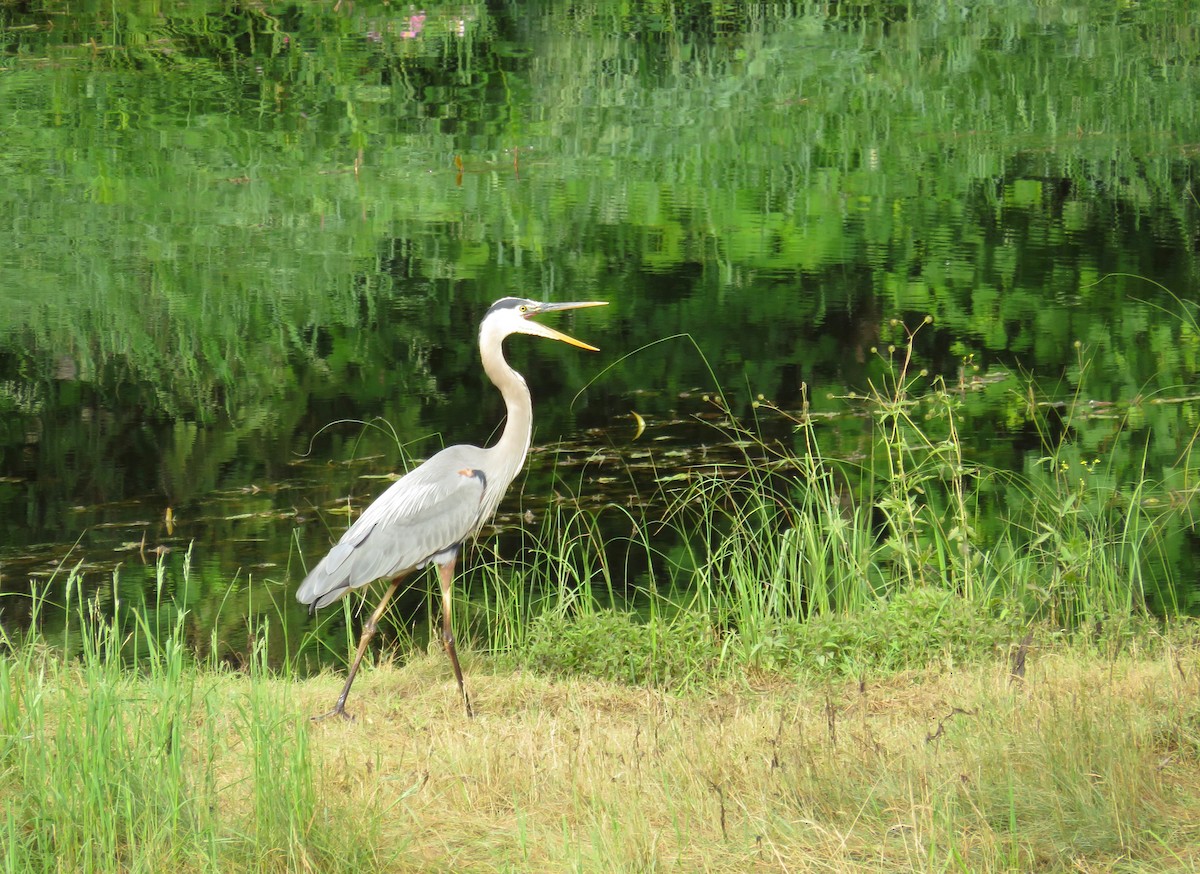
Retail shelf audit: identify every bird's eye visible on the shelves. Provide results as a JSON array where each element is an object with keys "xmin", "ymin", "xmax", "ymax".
[{"xmin": 518, "ymin": 305, "xmax": 529, "ymax": 313}]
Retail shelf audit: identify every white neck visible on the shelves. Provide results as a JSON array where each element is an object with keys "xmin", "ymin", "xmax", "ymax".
[{"xmin": 479, "ymin": 322, "xmax": 534, "ymax": 492}]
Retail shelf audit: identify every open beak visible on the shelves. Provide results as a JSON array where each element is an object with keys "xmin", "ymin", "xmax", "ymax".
[{"xmin": 525, "ymin": 300, "xmax": 608, "ymax": 351}]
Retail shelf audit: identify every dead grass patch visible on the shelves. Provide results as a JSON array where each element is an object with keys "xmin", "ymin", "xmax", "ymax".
[
  {"xmin": 4, "ymin": 638, "xmax": 1198, "ymax": 871},
  {"xmin": 286, "ymin": 642, "xmax": 1200, "ymax": 872}
]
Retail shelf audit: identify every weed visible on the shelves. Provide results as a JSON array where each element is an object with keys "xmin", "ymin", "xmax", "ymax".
[{"xmin": 523, "ymin": 609, "xmax": 717, "ymax": 688}]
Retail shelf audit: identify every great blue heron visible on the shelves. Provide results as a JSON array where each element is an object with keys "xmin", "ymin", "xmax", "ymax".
[{"xmin": 297, "ymin": 297, "xmax": 607, "ymax": 719}]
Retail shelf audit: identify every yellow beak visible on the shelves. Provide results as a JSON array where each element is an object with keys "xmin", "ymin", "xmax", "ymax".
[{"xmin": 524, "ymin": 300, "xmax": 608, "ymax": 351}]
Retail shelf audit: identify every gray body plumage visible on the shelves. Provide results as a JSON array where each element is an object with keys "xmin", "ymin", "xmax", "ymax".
[
  {"xmin": 296, "ymin": 444, "xmax": 508, "ymax": 610},
  {"xmin": 295, "ymin": 296, "xmax": 605, "ymax": 720}
]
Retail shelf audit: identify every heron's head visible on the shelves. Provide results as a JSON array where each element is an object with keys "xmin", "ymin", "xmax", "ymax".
[{"xmin": 482, "ymin": 297, "xmax": 608, "ymax": 351}]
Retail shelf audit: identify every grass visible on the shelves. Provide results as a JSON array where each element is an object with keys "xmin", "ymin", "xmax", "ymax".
[
  {"xmin": 2, "ymin": 621, "xmax": 1200, "ymax": 872},
  {"xmin": 4, "ymin": 319, "xmax": 1200, "ymax": 870},
  {"xmin": 0, "ymin": 576, "xmax": 379, "ymax": 873},
  {"xmin": 308, "ymin": 639, "xmax": 1200, "ymax": 872}
]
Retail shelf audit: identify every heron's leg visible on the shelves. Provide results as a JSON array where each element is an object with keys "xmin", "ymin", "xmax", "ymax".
[
  {"xmin": 438, "ymin": 557, "xmax": 474, "ymax": 718},
  {"xmin": 312, "ymin": 577, "xmax": 402, "ymax": 722}
]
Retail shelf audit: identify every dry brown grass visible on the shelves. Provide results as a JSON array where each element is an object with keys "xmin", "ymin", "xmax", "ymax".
[
  {"xmin": 6, "ymin": 633, "xmax": 1197, "ymax": 872},
  {"xmin": 290, "ymin": 642, "xmax": 1200, "ymax": 873}
]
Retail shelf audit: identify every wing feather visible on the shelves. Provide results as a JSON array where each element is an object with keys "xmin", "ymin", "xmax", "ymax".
[{"xmin": 296, "ymin": 447, "xmax": 490, "ymax": 609}]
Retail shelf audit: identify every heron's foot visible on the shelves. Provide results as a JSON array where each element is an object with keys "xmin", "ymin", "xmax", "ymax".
[{"xmin": 310, "ymin": 706, "xmax": 354, "ymax": 723}]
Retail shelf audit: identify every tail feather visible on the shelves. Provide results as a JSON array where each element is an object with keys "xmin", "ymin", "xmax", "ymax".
[
  {"xmin": 296, "ymin": 551, "xmax": 351, "ymax": 609},
  {"xmin": 296, "ymin": 533, "xmax": 415, "ymax": 610}
]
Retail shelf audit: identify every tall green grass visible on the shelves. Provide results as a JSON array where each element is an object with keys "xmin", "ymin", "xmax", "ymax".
[
  {"xmin": 8, "ymin": 319, "xmax": 1188, "ymax": 694},
  {"xmin": 0, "ymin": 564, "xmax": 381, "ymax": 873},
  {"xmin": 464, "ymin": 318, "xmax": 1195, "ymax": 684}
]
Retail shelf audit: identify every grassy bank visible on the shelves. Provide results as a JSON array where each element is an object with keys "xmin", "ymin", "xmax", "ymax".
[
  {"xmin": 3, "ymin": 627, "xmax": 1200, "ymax": 872},
  {"xmin": 5, "ymin": 322, "xmax": 1200, "ymax": 870}
]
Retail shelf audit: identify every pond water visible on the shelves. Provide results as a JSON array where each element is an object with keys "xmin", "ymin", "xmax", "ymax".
[{"xmin": 2, "ymin": 1, "xmax": 1199, "ymax": 663}]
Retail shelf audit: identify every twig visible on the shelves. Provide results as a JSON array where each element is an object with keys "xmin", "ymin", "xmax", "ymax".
[
  {"xmin": 926, "ymin": 707, "xmax": 975, "ymax": 744},
  {"xmin": 1010, "ymin": 629, "xmax": 1034, "ymax": 681},
  {"xmin": 706, "ymin": 780, "xmax": 728, "ymax": 840}
]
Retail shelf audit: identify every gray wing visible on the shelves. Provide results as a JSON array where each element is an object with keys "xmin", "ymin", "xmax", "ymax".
[{"xmin": 296, "ymin": 446, "xmax": 490, "ymax": 610}]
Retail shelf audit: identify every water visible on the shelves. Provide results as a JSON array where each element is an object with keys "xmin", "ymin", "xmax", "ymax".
[{"xmin": 2, "ymin": 1, "xmax": 1199, "ymax": 657}]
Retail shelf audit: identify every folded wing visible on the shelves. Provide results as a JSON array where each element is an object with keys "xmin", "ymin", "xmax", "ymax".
[{"xmin": 296, "ymin": 449, "xmax": 489, "ymax": 610}]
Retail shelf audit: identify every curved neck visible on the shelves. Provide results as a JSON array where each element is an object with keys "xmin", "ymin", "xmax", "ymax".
[{"xmin": 480, "ymin": 325, "xmax": 533, "ymax": 484}]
